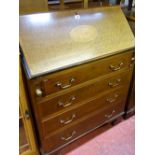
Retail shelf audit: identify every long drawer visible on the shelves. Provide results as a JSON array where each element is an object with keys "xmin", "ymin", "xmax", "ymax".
[
  {"xmin": 42, "ymin": 101, "xmax": 125, "ymax": 153},
  {"xmin": 31, "ymin": 51, "xmax": 134, "ymax": 97},
  {"xmin": 41, "ymin": 86, "xmax": 128, "ymax": 137},
  {"xmin": 38, "ymin": 69, "xmax": 133, "ymax": 118}
]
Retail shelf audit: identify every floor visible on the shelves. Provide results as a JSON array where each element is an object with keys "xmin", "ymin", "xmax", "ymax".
[{"xmin": 60, "ymin": 116, "xmax": 135, "ymax": 155}]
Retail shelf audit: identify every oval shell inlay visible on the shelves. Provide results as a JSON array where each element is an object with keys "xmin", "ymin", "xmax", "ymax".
[{"xmin": 70, "ymin": 25, "xmax": 97, "ymax": 43}]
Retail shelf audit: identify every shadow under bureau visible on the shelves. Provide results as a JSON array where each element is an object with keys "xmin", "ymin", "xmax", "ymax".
[{"xmin": 19, "ymin": 6, "xmax": 135, "ymax": 155}]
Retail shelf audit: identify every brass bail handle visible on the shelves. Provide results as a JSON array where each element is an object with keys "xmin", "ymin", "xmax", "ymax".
[
  {"xmin": 61, "ymin": 131, "xmax": 76, "ymax": 141},
  {"xmin": 106, "ymin": 94, "xmax": 119, "ymax": 103},
  {"xmin": 105, "ymin": 110, "xmax": 116, "ymax": 118},
  {"xmin": 56, "ymin": 77, "xmax": 75, "ymax": 89},
  {"xmin": 58, "ymin": 96, "xmax": 76, "ymax": 108},
  {"xmin": 110, "ymin": 62, "xmax": 124, "ymax": 71},
  {"xmin": 108, "ymin": 78, "xmax": 121, "ymax": 88},
  {"xmin": 60, "ymin": 114, "xmax": 76, "ymax": 125}
]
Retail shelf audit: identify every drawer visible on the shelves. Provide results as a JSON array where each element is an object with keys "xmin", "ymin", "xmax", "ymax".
[
  {"xmin": 41, "ymin": 87, "xmax": 128, "ymax": 137},
  {"xmin": 38, "ymin": 69, "xmax": 132, "ymax": 118},
  {"xmin": 42, "ymin": 101, "xmax": 125, "ymax": 153},
  {"xmin": 32, "ymin": 51, "xmax": 134, "ymax": 97}
]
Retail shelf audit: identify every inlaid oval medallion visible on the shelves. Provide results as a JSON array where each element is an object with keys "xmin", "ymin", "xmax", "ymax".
[{"xmin": 70, "ymin": 25, "xmax": 97, "ymax": 43}]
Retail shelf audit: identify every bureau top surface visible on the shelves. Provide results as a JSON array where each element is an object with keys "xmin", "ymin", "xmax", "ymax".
[{"xmin": 19, "ymin": 6, "xmax": 134, "ymax": 79}]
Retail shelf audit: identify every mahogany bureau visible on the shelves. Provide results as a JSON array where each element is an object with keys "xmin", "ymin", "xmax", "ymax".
[{"xmin": 19, "ymin": 6, "xmax": 135, "ymax": 155}]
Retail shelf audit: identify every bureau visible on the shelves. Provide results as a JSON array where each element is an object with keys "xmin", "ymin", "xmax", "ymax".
[{"xmin": 19, "ymin": 6, "xmax": 135, "ymax": 155}]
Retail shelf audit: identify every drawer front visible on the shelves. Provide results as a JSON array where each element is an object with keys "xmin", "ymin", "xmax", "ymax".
[
  {"xmin": 38, "ymin": 69, "xmax": 132, "ymax": 118},
  {"xmin": 42, "ymin": 101, "xmax": 125, "ymax": 153},
  {"xmin": 33, "ymin": 51, "xmax": 134, "ymax": 97},
  {"xmin": 41, "ymin": 87, "xmax": 128, "ymax": 137}
]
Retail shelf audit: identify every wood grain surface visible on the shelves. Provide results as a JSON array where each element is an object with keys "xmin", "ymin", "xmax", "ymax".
[
  {"xmin": 19, "ymin": 0, "xmax": 48, "ymax": 15},
  {"xmin": 42, "ymin": 101, "xmax": 125, "ymax": 153},
  {"xmin": 20, "ymin": 6, "xmax": 134, "ymax": 79}
]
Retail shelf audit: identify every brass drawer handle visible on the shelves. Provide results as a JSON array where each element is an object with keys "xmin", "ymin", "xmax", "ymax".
[
  {"xmin": 35, "ymin": 88, "xmax": 43, "ymax": 97},
  {"xmin": 58, "ymin": 96, "xmax": 76, "ymax": 108},
  {"xmin": 106, "ymin": 94, "xmax": 119, "ymax": 103},
  {"xmin": 56, "ymin": 77, "xmax": 75, "ymax": 89},
  {"xmin": 61, "ymin": 131, "xmax": 76, "ymax": 141},
  {"xmin": 110, "ymin": 62, "xmax": 124, "ymax": 71},
  {"xmin": 108, "ymin": 78, "xmax": 121, "ymax": 88},
  {"xmin": 105, "ymin": 110, "xmax": 116, "ymax": 118},
  {"xmin": 60, "ymin": 114, "xmax": 76, "ymax": 125}
]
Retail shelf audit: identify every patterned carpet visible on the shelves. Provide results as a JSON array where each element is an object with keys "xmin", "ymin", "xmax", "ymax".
[{"xmin": 60, "ymin": 116, "xmax": 135, "ymax": 155}]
